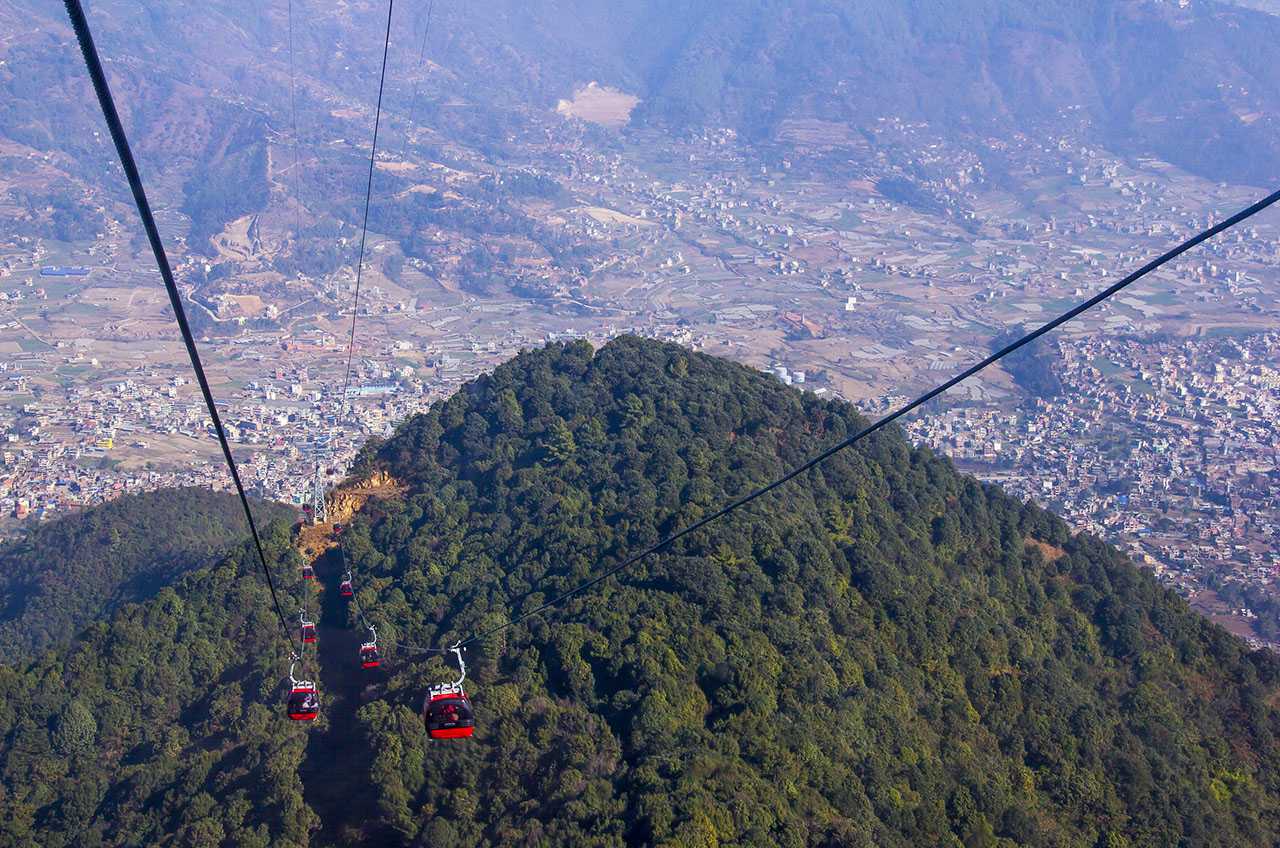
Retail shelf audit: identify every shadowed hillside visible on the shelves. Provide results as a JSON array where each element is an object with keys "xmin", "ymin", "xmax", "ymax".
[{"xmin": 0, "ymin": 488, "xmax": 295, "ymax": 657}]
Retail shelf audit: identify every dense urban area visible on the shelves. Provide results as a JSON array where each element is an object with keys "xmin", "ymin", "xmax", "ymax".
[{"xmin": 2, "ymin": 86, "xmax": 1278, "ymax": 648}]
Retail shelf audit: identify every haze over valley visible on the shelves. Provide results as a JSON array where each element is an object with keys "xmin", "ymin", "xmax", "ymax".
[{"xmin": 2, "ymin": 4, "xmax": 1280, "ymax": 843}]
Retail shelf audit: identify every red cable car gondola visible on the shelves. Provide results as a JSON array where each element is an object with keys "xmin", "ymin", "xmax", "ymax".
[
  {"xmin": 286, "ymin": 663, "xmax": 319, "ymax": 721},
  {"xmin": 360, "ymin": 625, "xmax": 380, "ymax": 669},
  {"xmin": 287, "ymin": 684, "xmax": 319, "ymax": 720},
  {"xmin": 424, "ymin": 645, "xmax": 474, "ymax": 740},
  {"xmin": 300, "ymin": 611, "xmax": 316, "ymax": 644},
  {"xmin": 426, "ymin": 690, "xmax": 474, "ymax": 739},
  {"xmin": 301, "ymin": 564, "xmax": 315, "ymax": 580},
  {"xmin": 339, "ymin": 571, "xmax": 353, "ymax": 598}
]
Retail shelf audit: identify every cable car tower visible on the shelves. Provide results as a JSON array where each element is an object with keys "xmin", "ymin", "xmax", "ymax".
[{"xmin": 309, "ymin": 466, "xmax": 328, "ymax": 526}]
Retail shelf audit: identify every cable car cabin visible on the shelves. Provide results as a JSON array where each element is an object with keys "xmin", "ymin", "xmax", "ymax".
[
  {"xmin": 339, "ymin": 580, "xmax": 354, "ymax": 598},
  {"xmin": 359, "ymin": 643, "xmax": 381, "ymax": 669},
  {"xmin": 287, "ymin": 683, "xmax": 319, "ymax": 721},
  {"xmin": 333, "ymin": 523, "xmax": 343, "ymax": 533},
  {"xmin": 301, "ymin": 565, "xmax": 316, "ymax": 581},
  {"xmin": 301, "ymin": 622, "xmax": 317, "ymax": 643},
  {"xmin": 424, "ymin": 685, "xmax": 474, "ymax": 739}
]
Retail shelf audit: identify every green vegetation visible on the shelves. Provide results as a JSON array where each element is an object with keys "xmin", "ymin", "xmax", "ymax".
[
  {"xmin": 0, "ymin": 488, "xmax": 295, "ymax": 657},
  {"xmin": 339, "ymin": 337, "xmax": 1280, "ymax": 846},
  {"xmin": 0, "ymin": 521, "xmax": 313, "ymax": 848},
  {"xmin": 0, "ymin": 338, "xmax": 1277, "ymax": 847}
]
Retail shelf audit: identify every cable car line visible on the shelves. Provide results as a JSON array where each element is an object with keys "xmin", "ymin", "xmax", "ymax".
[
  {"xmin": 339, "ymin": 0, "xmax": 396, "ymax": 406},
  {"xmin": 336, "ymin": 0, "xmax": 438, "ymax": 414},
  {"xmin": 450, "ymin": 187, "xmax": 1280, "ymax": 651},
  {"xmin": 64, "ymin": 0, "xmax": 1279, "ymax": 734},
  {"xmin": 63, "ymin": 0, "xmax": 298, "ymax": 653},
  {"xmin": 332, "ymin": 530, "xmax": 453, "ymax": 657},
  {"xmin": 284, "ymin": 0, "xmax": 306, "ymax": 253},
  {"xmin": 327, "ymin": 0, "xmax": 442, "ymax": 660},
  {"xmin": 339, "ymin": 546, "xmax": 374, "ymax": 631},
  {"xmin": 402, "ymin": 0, "xmax": 437, "ymax": 134}
]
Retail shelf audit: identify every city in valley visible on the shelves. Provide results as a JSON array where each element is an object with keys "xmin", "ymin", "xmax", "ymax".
[{"xmin": 1, "ymin": 94, "xmax": 1277, "ymax": 649}]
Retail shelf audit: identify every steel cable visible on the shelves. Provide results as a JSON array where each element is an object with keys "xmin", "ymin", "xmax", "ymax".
[
  {"xmin": 455, "ymin": 188, "xmax": 1280, "ymax": 650},
  {"xmin": 64, "ymin": 0, "xmax": 299, "ymax": 654}
]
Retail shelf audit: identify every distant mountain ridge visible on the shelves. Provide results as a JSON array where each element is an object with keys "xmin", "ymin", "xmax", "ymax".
[
  {"xmin": 621, "ymin": 0, "xmax": 1280, "ymax": 186},
  {"xmin": 7, "ymin": 0, "xmax": 1280, "ymax": 249},
  {"xmin": 389, "ymin": 0, "xmax": 1280, "ymax": 185}
]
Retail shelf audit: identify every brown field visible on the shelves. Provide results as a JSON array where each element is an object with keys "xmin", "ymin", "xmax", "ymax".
[
  {"xmin": 223, "ymin": 294, "xmax": 266, "ymax": 317},
  {"xmin": 776, "ymin": 119, "xmax": 870, "ymax": 150},
  {"xmin": 556, "ymin": 82, "xmax": 639, "ymax": 128},
  {"xmin": 375, "ymin": 160, "xmax": 418, "ymax": 173},
  {"xmin": 582, "ymin": 206, "xmax": 654, "ymax": 227},
  {"xmin": 111, "ymin": 432, "xmax": 220, "ymax": 471}
]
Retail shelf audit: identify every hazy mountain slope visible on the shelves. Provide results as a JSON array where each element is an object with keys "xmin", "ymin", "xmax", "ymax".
[
  {"xmin": 332, "ymin": 337, "xmax": 1280, "ymax": 846},
  {"xmin": 0, "ymin": 520, "xmax": 313, "ymax": 848},
  {"xmin": 609, "ymin": 0, "xmax": 1280, "ymax": 186},
  {"xmin": 8, "ymin": 0, "xmax": 1280, "ymax": 242},
  {"xmin": 337, "ymin": 0, "xmax": 1280, "ymax": 186},
  {"xmin": 0, "ymin": 488, "xmax": 295, "ymax": 657},
  {"xmin": 0, "ymin": 0, "xmax": 406, "ymax": 256}
]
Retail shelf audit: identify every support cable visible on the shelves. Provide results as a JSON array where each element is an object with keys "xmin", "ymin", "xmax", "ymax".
[
  {"xmin": 63, "ymin": 0, "xmax": 298, "ymax": 653},
  {"xmin": 339, "ymin": 0, "xmax": 395, "ymax": 407},
  {"xmin": 332, "ymin": 0, "xmax": 441, "ymax": 656},
  {"xmin": 340, "ymin": 545, "xmax": 375, "ymax": 632},
  {"xmin": 402, "ymin": 0, "xmax": 436, "ymax": 134},
  {"xmin": 284, "ymin": 0, "xmax": 306, "ymax": 255},
  {"xmin": 283, "ymin": 0, "xmax": 322, "ymax": 676},
  {"xmin": 453, "ymin": 188, "xmax": 1280, "ymax": 650}
]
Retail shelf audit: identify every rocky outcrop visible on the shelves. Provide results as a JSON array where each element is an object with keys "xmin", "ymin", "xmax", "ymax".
[
  {"xmin": 294, "ymin": 470, "xmax": 404, "ymax": 562},
  {"xmin": 324, "ymin": 470, "xmax": 401, "ymax": 525}
]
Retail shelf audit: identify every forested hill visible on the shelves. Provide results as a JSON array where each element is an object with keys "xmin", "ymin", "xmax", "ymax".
[
  {"xmin": 0, "ymin": 518, "xmax": 314, "ymax": 847},
  {"xmin": 0, "ymin": 488, "xmax": 295, "ymax": 656},
  {"xmin": 0, "ymin": 337, "xmax": 1278, "ymax": 847},
  {"xmin": 339, "ymin": 336, "xmax": 1280, "ymax": 846}
]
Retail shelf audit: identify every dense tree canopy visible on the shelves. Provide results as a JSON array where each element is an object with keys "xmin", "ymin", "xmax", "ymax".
[
  {"xmin": 341, "ymin": 336, "xmax": 1280, "ymax": 846},
  {"xmin": 0, "ymin": 488, "xmax": 294, "ymax": 657},
  {"xmin": 0, "ymin": 337, "xmax": 1277, "ymax": 847},
  {"xmin": 0, "ymin": 520, "xmax": 314, "ymax": 847}
]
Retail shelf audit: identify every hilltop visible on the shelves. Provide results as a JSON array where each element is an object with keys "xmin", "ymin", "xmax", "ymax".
[
  {"xmin": 0, "ymin": 337, "xmax": 1277, "ymax": 847},
  {"xmin": 339, "ymin": 336, "xmax": 1280, "ymax": 846}
]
